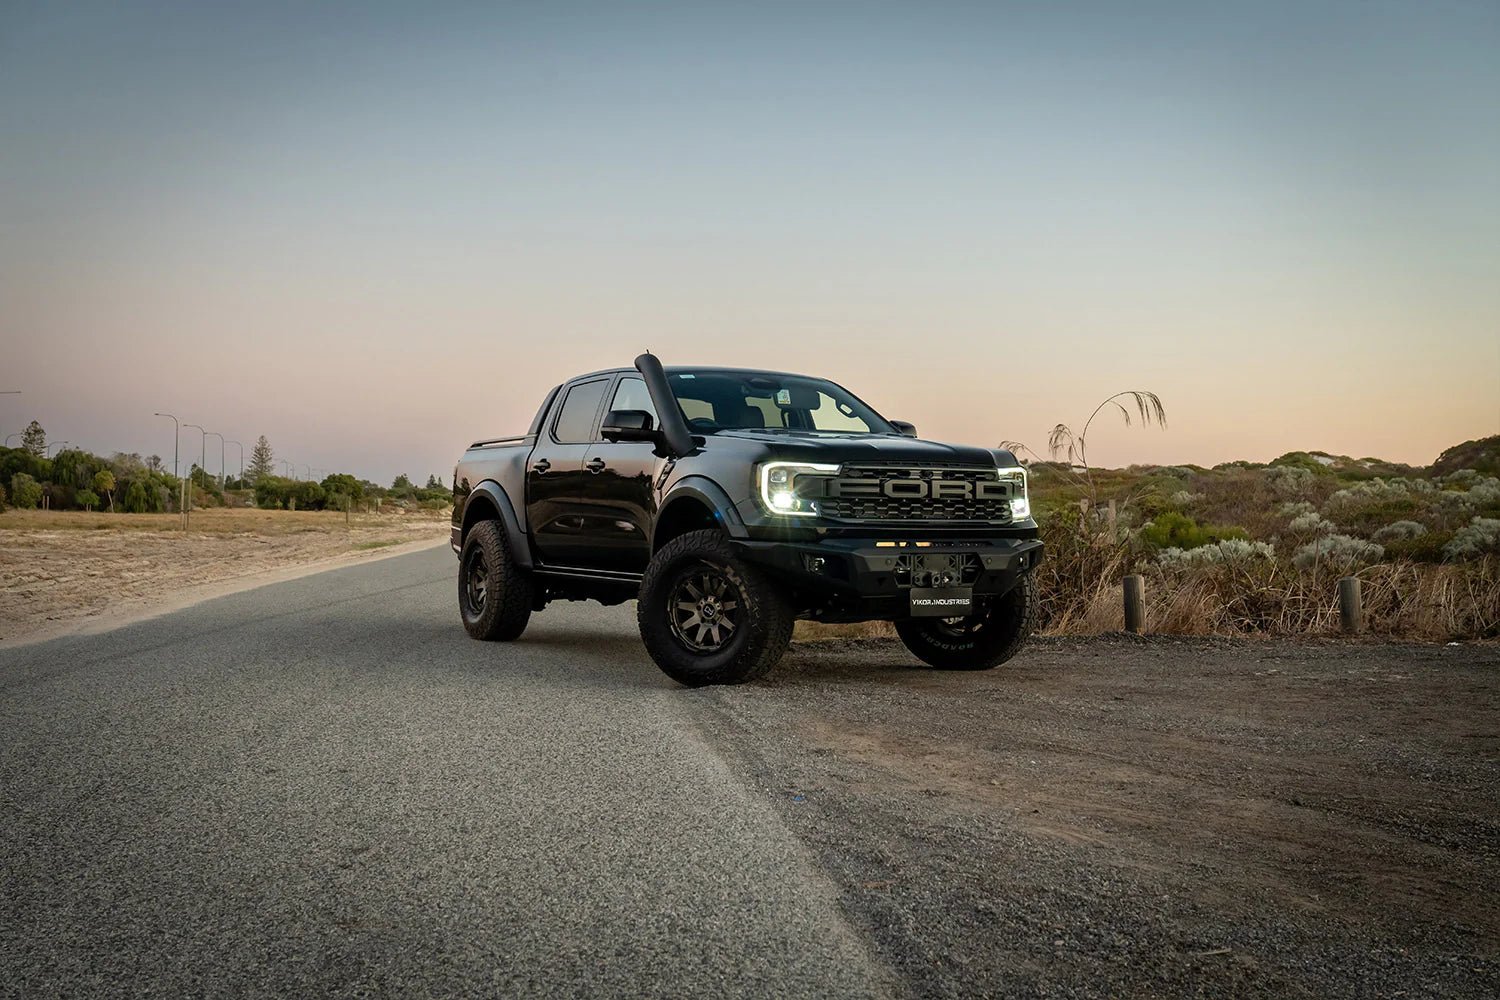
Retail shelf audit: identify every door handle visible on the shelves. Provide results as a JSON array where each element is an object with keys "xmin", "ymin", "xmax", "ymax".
[
  {"xmin": 532, "ymin": 458, "xmax": 551, "ymax": 474},
  {"xmin": 586, "ymin": 457, "xmax": 607, "ymax": 474}
]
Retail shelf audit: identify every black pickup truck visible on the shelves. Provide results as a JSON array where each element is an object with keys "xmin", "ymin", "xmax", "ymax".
[{"xmin": 451, "ymin": 355, "xmax": 1042, "ymax": 686}]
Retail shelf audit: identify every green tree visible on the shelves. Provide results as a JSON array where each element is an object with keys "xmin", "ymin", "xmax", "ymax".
[
  {"xmin": 20, "ymin": 420, "xmax": 45, "ymax": 457},
  {"xmin": 93, "ymin": 470, "xmax": 116, "ymax": 512},
  {"xmin": 391, "ymin": 473, "xmax": 413, "ymax": 491},
  {"xmin": 247, "ymin": 436, "xmax": 275, "ymax": 482},
  {"xmin": 10, "ymin": 472, "xmax": 42, "ymax": 509},
  {"xmin": 124, "ymin": 480, "xmax": 148, "ymax": 513},
  {"xmin": 76, "ymin": 488, "xmax": 100, "ymax": 512},
  {"xmin": 320, "ymin": 473, "xmax": 364, "ymax": 502},
  {"xmin": 425, "ymin": 473, "xmax": 443, "ymax": 490}
]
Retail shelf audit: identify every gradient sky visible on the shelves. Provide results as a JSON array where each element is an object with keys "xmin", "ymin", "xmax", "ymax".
[{"xmin": 2, "ymin": 1, "xmax": 1496, "ymax": 484}]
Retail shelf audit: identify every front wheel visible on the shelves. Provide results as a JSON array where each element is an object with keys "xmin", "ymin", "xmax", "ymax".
[
  {"xmin": 895, "ymin": 572, "xmax": 1037, "ymax": 670},
  {"xmin": 637, "ymin": 529, "xmax": 794, "ymax": 687}
]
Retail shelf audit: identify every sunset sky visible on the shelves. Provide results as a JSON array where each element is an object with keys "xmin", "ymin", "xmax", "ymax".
[{"xmin": 2, "ymin": 1, "xmax": 1496, "ymax": 484}]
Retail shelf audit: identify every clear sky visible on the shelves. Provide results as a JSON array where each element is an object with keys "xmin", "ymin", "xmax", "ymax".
[{"xmin": 2, "ymin": 1, "xmax": 1496, "ymax": 484}]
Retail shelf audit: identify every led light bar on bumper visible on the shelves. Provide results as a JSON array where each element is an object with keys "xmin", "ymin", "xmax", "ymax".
[{"xmin": 756, "ymin": 461, "xmax": 840, "ymax": 517}]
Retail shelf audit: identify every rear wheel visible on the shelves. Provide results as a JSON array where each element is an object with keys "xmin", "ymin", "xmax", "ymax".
[
  {"xmin": 895, "ymin": 572, "xmax": 1036, "ymax": 670},
  {"xmin": 459, "ymin": 520, "xmax": 533, "ymax": 641},
  {"xmin": 638, "ymin": 529, "xmax": 793, "ymax": 686}
]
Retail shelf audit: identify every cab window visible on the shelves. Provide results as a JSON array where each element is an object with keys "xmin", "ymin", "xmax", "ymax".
[{"xmin": 552, "ymin": 379, "xmax": 608, "ymax": 443}]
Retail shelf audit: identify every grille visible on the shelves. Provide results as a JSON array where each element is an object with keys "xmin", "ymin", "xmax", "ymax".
[{"xmin": 812, "ymin": 466, "xmax": 1014, "ymax": 523}]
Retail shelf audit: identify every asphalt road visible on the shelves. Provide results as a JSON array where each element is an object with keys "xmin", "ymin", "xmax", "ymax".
[{"xmin": 0, "ymin": 546, "xmax": 890, "ymax": 999}]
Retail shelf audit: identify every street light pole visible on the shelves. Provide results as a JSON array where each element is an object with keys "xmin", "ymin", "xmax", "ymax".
[
  {"xmin": 206, "ymin": 432, "xmax": 224, "ymax": 490},
  {"xmin": 5, "ymin": 434, "xmax": 20, "ymax": 447},
  {"xmin": 46, "ymin": 441, "xmax": 70, "ymax": 457},
  {"xmin": 184, "ymin": 423, "xmax": 206, "ymax": 512},
  {"xmin": 153, "ymin": 412, "xmax": 179, "ymax": 479}
]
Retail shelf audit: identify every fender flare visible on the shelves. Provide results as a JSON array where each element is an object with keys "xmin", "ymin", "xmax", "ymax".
[
  {"xmin": 656, "ymin": 476, "xmax": 748, "ymax": 545},
  {"xmin": 463, "ymin": 480, "xmax": 533, "ymax": 568}
]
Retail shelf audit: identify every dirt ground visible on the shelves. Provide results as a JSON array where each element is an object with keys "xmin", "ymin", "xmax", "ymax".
[
  {"xmin": 705, "ymin": 635, "xmax": 1500, "ymax": 998},
  {"xmin": 0, "ymin": 508, "xmax": 448, "ymax": 645}
]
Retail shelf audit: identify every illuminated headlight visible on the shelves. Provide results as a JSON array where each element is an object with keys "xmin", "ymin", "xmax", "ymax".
[
  {"xmin": 757, "ymin": 461, "xmax": 840, "ymax": 517},
  {"xmin": 996, "ymin": 466, "xmax": 1031, "ymax": 520}
]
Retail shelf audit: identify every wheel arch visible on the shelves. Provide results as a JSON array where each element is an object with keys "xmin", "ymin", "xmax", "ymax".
[
  {"xmin": 652, "ymin": 477, "xmax": 747, "ymax": 552},
  {"xmin": 460, "ymin": 480, "xmax": 533, "ymax": 568}
]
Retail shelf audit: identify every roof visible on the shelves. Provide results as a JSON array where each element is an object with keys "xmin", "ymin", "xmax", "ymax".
[{"xmin": 563, "ymin": 365, "xmax": 819, "ymax": 384}]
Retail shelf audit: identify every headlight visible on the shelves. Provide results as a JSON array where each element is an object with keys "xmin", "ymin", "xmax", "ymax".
[
  {"xmin": 996, "ymin": 465, "xmax": 1030, "ymax": 520},
  {"xmin": 756, "ymin": 461, "xmax": 840, "ymax": 517}
]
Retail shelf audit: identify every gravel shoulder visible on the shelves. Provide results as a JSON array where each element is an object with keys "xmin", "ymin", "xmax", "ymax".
[{"xmin": 700, "ymin": 635, "xmax": 1500, "ymax": 999}]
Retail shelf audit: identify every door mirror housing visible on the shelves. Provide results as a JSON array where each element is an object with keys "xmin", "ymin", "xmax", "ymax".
[
  {"xmin": 890, "ymin": 420, "xmax": 918, "ymax": 438},
  {"xmin": 601, "ymin": 409, "xmax": 660, "ymax": 444}
]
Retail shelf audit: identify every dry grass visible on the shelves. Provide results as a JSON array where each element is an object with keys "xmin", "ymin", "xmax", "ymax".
[
  {"xmin": 0, "ymin": 508, "xmax": 449, "ymax": 645},
  {"xmin": 0, "ymin": 507, "xmax": 445, "ymax": 536}
]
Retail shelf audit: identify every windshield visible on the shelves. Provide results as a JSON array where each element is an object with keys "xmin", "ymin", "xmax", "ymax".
[{"xmin": 666, "ymin": 370, "xmax": 894, "ymax": 435}]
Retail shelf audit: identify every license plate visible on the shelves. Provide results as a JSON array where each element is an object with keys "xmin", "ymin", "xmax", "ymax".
[{"xmin": 909, "ymin": 587, "xmax": 973, "ymax": 617}]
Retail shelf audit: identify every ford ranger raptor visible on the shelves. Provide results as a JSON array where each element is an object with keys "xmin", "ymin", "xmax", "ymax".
[{"xmin": 451, "ymin": 355, "xmax": 1042, "ymax": 686}]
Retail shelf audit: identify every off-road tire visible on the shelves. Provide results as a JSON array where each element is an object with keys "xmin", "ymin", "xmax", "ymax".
[
  {"xmin": 638, "ymin": 529, "xmax": 794, "ymax": 687},
  {"xmin": 459, "ymin": 519, "xmax": 534, "ymax": 641},
  {"xmin": 895, "ymin": 572, "xmax": 1036, "ymax": 670}
]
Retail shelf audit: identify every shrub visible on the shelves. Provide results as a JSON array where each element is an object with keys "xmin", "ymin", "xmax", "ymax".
[
  {"xmin": 1292, "ymin": 534, "xmax": 1384, "ymax": 571},
  {"xmin": 0, "ymin": 481, "xmax": 6, "ymax": 511},
  {"xmin": 1158, "ymin": 539, "xmax": 1276, "ymax": 566},
  {"xmin": 1279, "ymin": 501, "xmax": 1316, "ymax": 518},
  {"xmin": 76, "ymin": 489, "xmax": 101, "ymax": 511},
  {"xmin": 1139, "ymin": 512, "xmax": 1248, "ymax": 551},
  {"xmin": 1382, "ymin": 531, "xmax": 1453, "ymax": 563},
  {"xmin": 1168, "ymin": 490, "xmax": 1203, "ymax": 508},
  {"xmin": 1288, "ymin": 511, "xmax": 1335, "ymax": 536},
  {"xmin": 1443, "ymin": 518, "xmax": 1500, "ymax": 561},
  {"xmin": 1466, "ymin": 477, "xmax": 1500, "ymax": 509},
  {"xmin": 1372, "ymin": 520, "xmax": 1427, "ymax": 543},
  {"xmin": 1265, "ymin": 465, "xmax": 1315, "ymax": 497},
  {"xmin": 9, "ymin": 472, "xmax": 42, "ymax": 509}
]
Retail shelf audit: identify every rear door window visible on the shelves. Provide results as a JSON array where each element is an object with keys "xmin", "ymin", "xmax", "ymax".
[{"xmin": 551, "ymin": 379, "xmax": 608, "ymax": 443}]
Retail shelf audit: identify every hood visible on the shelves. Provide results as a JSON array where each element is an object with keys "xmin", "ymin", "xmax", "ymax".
[{"xmin": 712, "ymin": 429, "xmax": 1011, "ymax": 467}]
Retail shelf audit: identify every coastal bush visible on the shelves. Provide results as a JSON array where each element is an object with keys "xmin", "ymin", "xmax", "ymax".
[
  {"xmin": 1292, "ymin": 534, "xmax": 1384, "ymax": 571},
  {"xmin": 1443, "ymin": 518, "xmax": 1500, "ymax": 561}
]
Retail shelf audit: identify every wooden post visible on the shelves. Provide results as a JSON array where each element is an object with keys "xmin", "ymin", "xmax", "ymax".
[
  {"xmin": 180, "ymin": 475, "xmax": 189, "ymax": 532},
  {"xmin": 1338, "ymin": 577, "xmax": 1363, "ymax": 634},
  {"xmin": 1107, "ymin": 498, "xmax": 1118, "ymax": 534},
  {"xmin": 345, "ymin": 496, "xmax": 351, "ymax": 527},
  {"xmin": 1123, "ymin": 574, "xmax": 1145, "ymax": 634}
]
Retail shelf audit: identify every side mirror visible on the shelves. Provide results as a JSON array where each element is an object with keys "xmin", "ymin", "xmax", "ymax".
[
  {"xmin": 890, "ymin": 420, "xmax": 918, "ymax": 438},
  {"xmin": 601, "ymin": 409, "xmax": 660, "ymax": 443}
]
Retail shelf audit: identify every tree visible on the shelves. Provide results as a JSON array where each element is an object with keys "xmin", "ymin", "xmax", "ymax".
[
  {"xmin": 146, "ymin": 455, "xmax": 163, "ymax": 473},
  {"xmin": 20, "ymin": 420, "xmax": 45, "ymax": 457},
  {"xmin": 247, "ymin": 436, "xmax": 275, "ymax": 482},
  {"xmin": 124, "ymin": 481, "xmax": 148, "ymax": 514},
  {"xmin": 425, "ymin": 474, "xmax": 443, "ymax": 490},
  {"xmin": 392, "ymin": 473, "xmax": 413, "ymax": 491},
  {"xmin": 10, "ymin": 473, "xmax": 42, "ymax": 509},
  {"xmin": 93, "ymin": 470, "xmax": 116, "ymax": 513},
  {"xmin": 320, "ymin": 473, "xmax": 364, "ymax": 501},
  {"xmin": 77, "ymin": 489, "xmax": 100, "ymax": 512}
]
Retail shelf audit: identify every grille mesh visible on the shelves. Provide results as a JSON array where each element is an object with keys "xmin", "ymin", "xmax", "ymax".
[{"xmin": 813, "ymin": 466, "xmax": 1014, "ymax": 523}]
